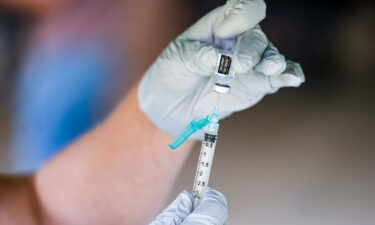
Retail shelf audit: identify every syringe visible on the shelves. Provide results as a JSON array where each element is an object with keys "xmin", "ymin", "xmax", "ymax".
[
  {"xmin": 192, "ymin": 48, "xmax": 236, "ymax": 207},
  {"xmin": 169, "ymin": 52, "xmax": 236, "ymax": 209},
  {"xmin": 192, "ymin": 106, "xmax": 219, "ymax": 208},
  {"xmin": 168, "ymin": 105, "xmax": 220, "ymax": 208}
]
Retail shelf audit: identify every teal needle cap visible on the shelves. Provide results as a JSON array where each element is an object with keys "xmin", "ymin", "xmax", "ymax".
[{"xmin": 169, "ymin": 116, "xmax": 211, "ymax": 150}]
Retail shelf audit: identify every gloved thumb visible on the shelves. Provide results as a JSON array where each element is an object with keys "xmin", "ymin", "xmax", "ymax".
[
  {"xmin": 182, "ymin": 187, "xmax": 228, "ymax": 225},
  {"xmin": 216, "ymin": 0, "xmax": 266, "ymax": 39}
]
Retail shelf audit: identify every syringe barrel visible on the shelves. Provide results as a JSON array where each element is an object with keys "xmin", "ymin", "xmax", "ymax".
[{"xmin": 192, "ymin": 132, "xmax": 218, "ymax": 209}]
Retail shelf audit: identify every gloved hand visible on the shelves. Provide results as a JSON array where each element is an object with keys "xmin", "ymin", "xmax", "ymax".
[
  {"xmin": 138, "ymin": 0, "xmax": 305, "ymax": 139},
  {"xmin": 149, "ymin": 187, "xmax": 227, "ymax": 225}
]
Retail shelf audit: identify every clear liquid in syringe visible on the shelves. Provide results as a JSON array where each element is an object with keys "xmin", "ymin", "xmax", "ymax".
[
  {"xmin": 192, "ymin": 132, "xmax": 218, "ymax": 208},
  {"xmin": 192, "ymin": 102, "xmax": 220, "ymax": 208}
]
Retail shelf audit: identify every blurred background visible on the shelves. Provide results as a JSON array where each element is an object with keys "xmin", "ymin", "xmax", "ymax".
[{"xmin": 0, "ymin": 0, "xmax": 374, "ymax": 224}]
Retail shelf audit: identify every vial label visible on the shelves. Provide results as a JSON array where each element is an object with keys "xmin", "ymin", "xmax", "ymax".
[{"xmin": 217, "ymin": 55, "xmax": 232, "ymax": 75}]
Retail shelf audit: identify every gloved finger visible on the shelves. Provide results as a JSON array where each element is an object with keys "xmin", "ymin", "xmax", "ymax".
[
  {"xmin": 229, "ymin": 61, "xmax": 304, "ymax": 107},
  {"xmin": 149, "ymin": 190, "xmax": 193, "ymax": 225},
  {"xmin": 181, "ymin": 6, "xmax": 225, "ymax": 42},
  {"xmin": 269, "ymin": 60, "xmax": 305, "ymax": 89},
  {"xmin": 231, "ymin": 26, "xmax": 268, "ymax": 74},
  {"xmin": 177, "ymin": 40, "xmax": 220, "ymax": 76},
  {"xmin": 182, "ymin": 187, "xmax": 228, "ymax": 225},
  {"xmin": 254, "ymin": 42, "xmax": 287, "ymax": 76},
  {"xmin": 216, "ymin": 0, "xmax": 266, "ymax": 39},
  {"xmin": 162, "ymin": 38, "xmax": 220, "ymax": 78}
]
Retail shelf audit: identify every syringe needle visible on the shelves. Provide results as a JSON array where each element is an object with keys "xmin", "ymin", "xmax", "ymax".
[{"xmin": 215, "ymin": 93, "xmax": 221, "ymax": 108}]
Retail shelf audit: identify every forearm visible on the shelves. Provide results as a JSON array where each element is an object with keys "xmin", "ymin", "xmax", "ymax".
[{"xmin": 34, "ymin": 85, "xmax": 194, "ymax": 224}]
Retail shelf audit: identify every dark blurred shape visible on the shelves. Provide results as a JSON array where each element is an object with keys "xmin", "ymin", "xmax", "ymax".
[
  {"xmin": 0, "ymin": 9, "xmax": 32, "ymax": 104},
  {"xmin": 0, "ymin": 0, "xmax": 54, "ymax": 15},
  {"xmin": 0, "ymin": 9, "xmax": 34, "ymax": 166},
  {"xmin": 332, "ymin": 4, "xmax": 375, "ymax": 98}
]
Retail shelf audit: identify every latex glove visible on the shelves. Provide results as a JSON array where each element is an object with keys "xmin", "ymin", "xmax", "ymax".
[
  {"xmin": 138, "ymin": 0, "xmax": 305, "ymax": 139},
  {"xmin": 149, "ymin": 188, "xmax": 227, "ymax": 225}
]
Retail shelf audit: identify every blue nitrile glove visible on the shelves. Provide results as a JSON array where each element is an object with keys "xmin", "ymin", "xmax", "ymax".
[
  {"xmin": 138, "ymin": 0, "xmax": 305, "ymax": 139},
  {"xmin": 149, "ymin": 187, "xmax": 227, "ymax": 225}
]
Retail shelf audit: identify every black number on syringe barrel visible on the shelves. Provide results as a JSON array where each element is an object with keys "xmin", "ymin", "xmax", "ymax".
[{"xmin": 204, "ymin": 134, "xmax": 217, "ymax": 146}]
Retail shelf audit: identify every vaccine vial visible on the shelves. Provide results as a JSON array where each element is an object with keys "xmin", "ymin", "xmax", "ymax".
[{"xmin": 213, "ymin": 52, "xmax": 235, "ymax": 94}]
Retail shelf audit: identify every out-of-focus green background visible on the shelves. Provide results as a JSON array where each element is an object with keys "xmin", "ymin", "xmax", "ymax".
[{"xmin": 1, "ymin": 0, "xmax": 375, "ymax": 224}]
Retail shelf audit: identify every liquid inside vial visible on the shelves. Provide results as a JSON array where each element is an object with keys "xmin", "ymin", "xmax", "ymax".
[{"xmin": 213, "ymin": 53, "xmax": 235, "ymax": 94}]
